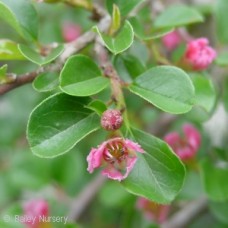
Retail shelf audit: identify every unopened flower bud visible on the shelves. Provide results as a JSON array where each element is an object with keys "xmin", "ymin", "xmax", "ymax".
[{"xmin": 101, "ymin": 109, "xmax": 123, "ymax": 131}]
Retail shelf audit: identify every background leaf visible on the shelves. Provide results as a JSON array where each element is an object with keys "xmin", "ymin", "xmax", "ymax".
[
  {"xmin": 191, "ymin": 74, "xmax": 216, "ymax": 113},
  {"xmin": 94, "ymin": 20, "xmax": 134, "ymax": 55},
  {"xmin": 129, "ymin": 66, "xmax": 195, "ymax": 114},
  {"xmin": 154, "ymin": 5, "xmax": 203, "ymax": 28},
  {"xmin": 27, "ymin": 93, "xmax": 101, "ymax": 158},
  {"xmin": 122, "ymin": 128, "xmax": 185, "ymax": 204},
  {"xmin": 215, "ymin": 0, "xmax": 228, "ymax": 44},
  {"xmin": 106, "ymin": 0, "xmax": 144, "ymax": 16},
  {"xmin": 60, "ymin": 55, "xmax": 109, "ymax": 96},
  {"xmin": 0, "ymin": 0, "xmax": 39, "ymax": 40},
  {"xmin": 129, "ymin": 17, "xmax": 173, "ymax": 40},
  {"xmin": 200, "ymin": 159, "xmax": 228, "ymax": 201}
]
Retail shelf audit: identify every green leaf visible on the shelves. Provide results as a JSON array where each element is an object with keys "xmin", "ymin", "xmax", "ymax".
[
  {"xmin": 27, "ymin": 93, "xmax": 101, "ymax": 158},
  {"xmin": 215, "ymin": 0, "xmax": 228, "ymax": 44},
  {"xmin": 113, "ymin": 54, "xmax": 146, "ymax": 82},
  {"xmin": 85, "ymin": 100, "xmax": 107, "ymax": 116},
  {"xmin": 18, "ymin": 44, "xmax": 64, "ymax": 66},
  {"xmin": 109, "ymin": 4, "xmax": 121, "ymax": 35},
  {"xmin": 60, "ymin": 55, "xmax": 109, "ymax": 96},
  {"xmin": 154, "ymin": 5, "xmax": 204, "ymax": 28},
  {"xmin": 129, "ymin": 17, "xmax": 173, "ymax": 40},
  {"xmin": 191, "ymin": 74, "xmax": 216, "ymax": 113},
  {"xmin": 106, "ymin": 0, "xmax": 143, "ymax": 16},
  {"xmin": 94, "ymin": 20, "xmax": 134, "ymax": 55},
  {"xmin": 0, "ymin": 0, "xmax": 39, "ymax": 40},
  {"xmin": 200, "ymin": 159, "xmax": 228, "ymax": 201},
  {"xmin": 223, "ymin": 78, "xmax": 228, "ymax": 112},
  {"xmin": 122, "ymin": 128, "xmax": 185, "ymax": 204},
  {"xmin": 215, "ymin": 52, "xmax": 228, "ymax": 66},
  {"xmin": 209, "ymin": 201, "xmax": 228, "ymax": 224},
  {"xmin": 0, "ymin": 40, "xmax": 25, "ymax": 60},
  {"xmin": 129, "ymin": 66, "xmax": 195, "ymax": 114},
  {"xmin": 32, "ymin": 72, "xmax": 59, "ymax": 92}
]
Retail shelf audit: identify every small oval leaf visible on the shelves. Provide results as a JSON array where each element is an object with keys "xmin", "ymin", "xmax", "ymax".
[
  {"xmin": 129, "ymin": 66, "xmax": 195, "ymax": 114},
  {"xmin": 33, "ymin": 72, "xmax": 59, "ymax": 92},
  {"xmin": 27, "ymin": 93, "xmax": 101, "ymax": 158},
  {"xmin": 94, "ymin": 20, "xmax": 134, "ymax": 55},
  {"xmin": 18, "ymin": 44, "xmax": 64, "ymax": 66},
  {"xmin": 60, "ymin": 55, "xmax": 109, "ymax": 96},
  {"xmin": 122, "ymin": 128, "xmax": 185, "ymax": 204}
]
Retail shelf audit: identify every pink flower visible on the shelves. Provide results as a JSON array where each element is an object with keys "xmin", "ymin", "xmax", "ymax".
[
  {"xmin": 184, "ymin": 38, "xmax": 216, "ymax": 70},
  {"xmin": 162, "ymin": 30, "xmax": 182, "ymax": 51},
  {"xmin": 62, "ymin": 22, "xmax": 81, "ymax": 43},
  {"xmin": 136, "ymin": 197, "xmax": 170, "ymax": 223},
  {"xmin": 87, "ymin": 137, "xmax": 144, "ymax": 181},
  {"xmin": 22, "ymin": 199, "xmax": 49, "ymax": 228},
  {"xmin": 164, "ymin": 124, "xmax": 201, "ymax": 161}
]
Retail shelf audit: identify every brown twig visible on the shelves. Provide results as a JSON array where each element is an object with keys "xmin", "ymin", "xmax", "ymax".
[
  {"xmin": 161, "ymin": 197, "xmax": 208, "ymax": 228},
  {"xmin": 68, "ymin": 175, "xmax": 106, "ymax": 221},
  {"xmin": 0, "ymin": 70, "xmax": 42, "ymax": 95}
]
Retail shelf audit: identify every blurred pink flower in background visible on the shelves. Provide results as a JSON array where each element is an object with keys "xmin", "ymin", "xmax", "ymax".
[
  {"xmin": 87, "ymin": 137, "xmax": 144, "ymax": 181},
  {"xmin": 22, "ymin": 199, "xmax": 49, "ymax": 228},
  {"xmin": 184, "ymin": 38, "xmax": 216, "ymax": 70},
  {"xmin": 162, "ymin": 30, "xmax": 182, "ymax": 51},
  {"xmin": 62, "ymin": 22, "xmax": 81, "ymax": 42},
  {"xmin": 136, "ymin": 197, "xmax": 170, "ymax": 223},
  {"xmin": 164, "ymin": 124, "xmax": 201, "ymax": 161}
]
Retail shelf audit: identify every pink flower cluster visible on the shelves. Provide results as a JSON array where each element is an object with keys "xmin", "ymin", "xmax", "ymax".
[
  {"xmin": 164, "ymin": 124, "xmax": 201, "ymax": 161},
  {"xmin": 62, "ymin": 22, "xmax": 81, "ymax": 43},
  {"xmin": 22, "ymin": 199, "xmax": 49, "ymax": 228},
  {"xmin": 87, "ymin": 137, "xmax": 144, "ymax": 181},
  {"xmin": 162, "ymin": 30, "xmax": 182, "ymax": 51},
  {"xmin": 185, "ymin": 38, "xmax": 216, "ymax": 70},
  {"xmin": 136, "ymin": 197, "xmax": 170, "ymax": 223}
]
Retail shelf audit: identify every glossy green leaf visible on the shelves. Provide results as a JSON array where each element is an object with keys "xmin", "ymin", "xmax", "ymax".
[
  {"xmin": 209, "ymin": 201, "xmax": 228, "ymax": 224},
  {"xmin": 60, "ymin": 55, "xmax": 109, "ymax": 96},
  {"xmin": 0, "ymin": 0, "xmax": 39, "ymax": 40},
  {"xmin": 85, "ymin": 100, "xmax": 107, "ymax": 116},
  {"xmin": 215, "ymin": 52, "xmax": 228, "ymax": 66},
  {"xmin": 215, "ymin": 0, "xmax": 228, "ymax": 44},
  {"xmin": 154, "ymin": 5, "xmax": 204, "ymax": 28},
  {"xmin": 129, "ymin": 17, "xmax": 173, "ymax": 40},
  {"xmin": 191, "ymin": 74, "xmax": 216, "ymax": 113},
  {"xmin": 33, "ymin": 72, "xmax": 59, "ymax": 92},
  {"xmin": 18, "ymin": 44, "xmax": 64, "ymax": 66},
  {"xmin": 0, "ymin": 64, "xmax": 7, "ymax": 82},
  {"xmin": 27, "ymin": 93, "xmax": 100, "ymax": 158},
  {"xmin": 129, "ymin": 66, "xmax": 195, "ymax": 114},
  {"xmin": 94, "ymin": 20, "xmax": 134, "ymax": 55},
  {"xmin": 122, "ymin": 128, "xmax": 185, "ymax": 204},
  {"xmin": 106, "ymin": 0, "xmax": 143, "ymax": 16},
  {"xmin": 0, "ymin": 40, "xmax": 25, "ymax": 60},
  {"xmin": 200, "ymin": 159, "xmax": 228, "ymax": 201}
]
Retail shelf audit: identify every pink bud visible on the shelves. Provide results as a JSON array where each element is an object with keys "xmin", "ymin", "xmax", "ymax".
[
  {"xmin": 22, "ymin": 199, "xmax": 49, "ymax": 228},
  {"xmin": 62, "ymin": 22, "xmax": 81, "ymax": 43},
  {"xmin": 101, "ymin": 109, "xmax": 123, "ymax": 131},
  {"xmin": 87, "ymin": 137, "xmax": 144, "ymax": 181},
  {"xmin": 162, "ymin": 30, "xmax": 182, "ymax": 51},
  {"xmin": 136, "ymin": 197, "xmax": 170, "ymax": 223},
  {"xmin": 164, "ymin": 124, "xmax": 201, "ymax": 161},
  {"xmin": 184, "ymin": 38, "xmax": 216, "ymax": 71}
]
